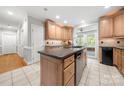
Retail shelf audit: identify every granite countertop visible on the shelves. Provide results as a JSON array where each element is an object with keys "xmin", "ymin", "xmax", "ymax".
[
  {"xmin": 38, "ymin": 47, "xmax": 85, "ymax": 59},
  {"xmin": 99, "ymin": 46, "xmax": 124, "ymax": 50}
]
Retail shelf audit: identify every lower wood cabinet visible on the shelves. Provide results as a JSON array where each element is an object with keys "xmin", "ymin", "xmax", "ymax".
[
  {"xmin": 41, "ymin": 54, "xmax": 75, "ymax": 86},
  {"xmin": 113, "ymin": 48, "xmax": 118, "ymax": 66},
  {"xmin": 64, "ymin": 62, "xmax": 75, "ymax": 85},
  {"xmin": 113, "ymin": 48, "xmax": 124, "ymax": 74},
  {"xmin": 121, "ymin": 50, "xmax": 124, "ymax": 74},
  {"xmin": 66, "ymin": 75, "xmax": 74, "ymax": 86},
  {"xmin": 117, "ymin": 49, "xmax": 122, "ymax": 71},
  {"xmin": 99, "ymin": 47, "xmax": 102, "ymax": 63}
]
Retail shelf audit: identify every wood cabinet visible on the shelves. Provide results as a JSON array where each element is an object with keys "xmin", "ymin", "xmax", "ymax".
[
  {"xmin": 41, "ymin": 54, "xmax": 75, "ymax": 86},
  {"xmin": 55, "ymin": 25, "xmax": 62, "ymax": 40},
  {"xmin": 62, "ymin": 27, "xmax": 73, "ymax": 40},
  {"xmin": 113, "ymin": 48, "xmax": 118, "ymax": 66},
  {"xmin": 113, "ymin": 48, "xmax": 122, "ymax": 71},
  {"xmin": 99, "ymin": 47, "xmax": 102, "ymax": 63},
  {"xmin": 45, "ymin": 20, "xmax": 73, "ymax": 40},
  {"xmin": 66, "ymin": 75, "xmax": 74, "ymax": 86},
  {"xmin": 114, "ymin": 11, "xmax": 124, "ymax": 37},
  {"xmin": 62, "ymin": 27, "xmax": 68, "ymax": 40},
  {"xmin": 99, "ymin": 17, "xmax": 113, "ymax": 38},
  {"xmin": 45, "ymin": 20, "xmax": 56, "ymax": 39},
  {"xmin": 121, "ymin": 50, "xmax": 124, "ymax": 74},
  {"xmin": 64, "ymin": 62, "xmax": 75, "ymax": 85},
  {"xmin": 116, "ymin": 49, "xmax": 122, "ymax": 71}
]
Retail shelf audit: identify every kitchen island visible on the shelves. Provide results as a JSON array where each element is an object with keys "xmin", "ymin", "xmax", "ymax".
[{"xmin": 38, "ymin": 47, "xmax": 87, "ymax": 86}]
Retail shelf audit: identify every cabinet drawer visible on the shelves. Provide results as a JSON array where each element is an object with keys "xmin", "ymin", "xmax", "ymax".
[
  {"xmin": 66, "ymin": 75, "xmax": 74, "ymax": 86},
  {"xmin": 64, "ymin": 55, "xmax": 74, "ymax": 68},
  {"xmin": 64, "ymin": 62, "xmax": 75, "ymax": 85}
]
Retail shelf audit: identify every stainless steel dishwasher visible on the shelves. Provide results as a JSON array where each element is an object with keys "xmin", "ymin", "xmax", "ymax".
[{"xmin": 75, "ymin": 50, "xmax": 86, "ymax": 85}]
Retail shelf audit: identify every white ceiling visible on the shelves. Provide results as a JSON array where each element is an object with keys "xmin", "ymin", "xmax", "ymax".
[{"xmin": 0, "ymin": 6, "xmax": 123, "ymax": 28}]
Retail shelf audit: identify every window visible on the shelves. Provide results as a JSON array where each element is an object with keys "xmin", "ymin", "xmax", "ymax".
[
  {"xmin": 87, "ymin": 34, "xmax": 95, "ymax": 47},
  {"xmin": 75, "ymin": 36, "xmax": 84, "ymax": 46}
]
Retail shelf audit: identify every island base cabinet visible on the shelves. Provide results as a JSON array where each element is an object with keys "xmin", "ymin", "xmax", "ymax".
[
  {"xmin": 40, "ymin": 55, "xmax": 63, "ymax": 86},
  {"xmin": 66, "ymin": 75, "xmax": 74, "ymax": 86},
  {"xmin": 40, "ymin": 54, "xmax": 75, "ymax": 86}
]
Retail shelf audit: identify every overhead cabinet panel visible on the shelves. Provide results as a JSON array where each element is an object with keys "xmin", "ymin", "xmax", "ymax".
[
  {"xmin": 47, "ymin": 21, "xmax": 56, "ymax": 39},
  {"xmin": 99, "ymin": 17, "xmax": 113, "ymax": 38},
  {"xmin": 55, "ymin": 25, "xmax": 62, "ymax": 40},
  {"xmin": 45, "ymin": 20, "xmax": 73, "ymax": 40},
  {"xmin": 114, "ymin": 12, "xmax": 124, "ymax": 37}
]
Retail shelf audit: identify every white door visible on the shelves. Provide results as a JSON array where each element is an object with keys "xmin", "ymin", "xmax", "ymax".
[
  {"xmin": 2, "ymin": 32, "xmax": 17, "ymax": 54},
  {"xmin": 31, "ymin": 24, "xmax": 44, "ymax": 63}
]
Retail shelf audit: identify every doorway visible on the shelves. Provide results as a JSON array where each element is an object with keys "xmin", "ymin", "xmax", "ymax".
[{"xmin": 2, "ymin": 32, "xmax": 17, "ymax": 54}]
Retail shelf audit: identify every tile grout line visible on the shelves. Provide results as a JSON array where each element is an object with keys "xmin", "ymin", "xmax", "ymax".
[
  {"xmin": 84, "ymin": 63, "xmax": 92, "ymax": 86},
  {"xmin": 98, "ymin": 63, "xmax": 101, "ymax": 86},
  {"xmin": 10, "ymin": 72, "xmax": 14, "ymax": 86},
  {"xmin": 107, "ymin": 66, "xmax": 116, "ymax": 86},
  {"xmin": 30, "ymin": 65, "xmax": 39, "ymax": 74},
  {"xmin": 22, "ymin": 68, "xmax": 32, "ymax": 86}
]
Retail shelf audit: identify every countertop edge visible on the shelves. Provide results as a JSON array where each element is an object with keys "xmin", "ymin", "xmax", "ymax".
[
  {"xmin": 99, "ymin": 46, "xmax": 124, "ymax": 50},
  {"xmin": 38, "ymin": 48, "xmax": 85, "ymax": 59}
]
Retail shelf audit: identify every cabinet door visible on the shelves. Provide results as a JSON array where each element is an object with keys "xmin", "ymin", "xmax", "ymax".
[
  {"xmin": 122, "ymin": 50, "xmax": 124, "ymax": 74},
  {"xmin": 68, "ymin": 28, "xmax": 73, "ymax": 40},
  {"xmin": 62, "ymin": 27, "xmax": 67, "ymax": 40},
  {"xmin": 114, "ymin": 13, "xmax": 124, "ymax": 37},
  {"xmin": 66, "ymin": 75, "xmax": 74, "ymax": 86},
  {"xmin": 56, "ymin": 25, "xmax": 62, "ymax": 40},
  {"xmin": 117, "ymin": 49, "xmax": 122, "ymax": 70},
  {"xmin": 99, "ymin": 47, "xmax": 102, "ymax": 63},
  {"xmin": 99, "ymin": 17, "xmax": 113, "ymax": 38},
  {"xmin": 113, "ymin": 48, "xmax": 118, "ymax": 66},
  {"xmin": 47, "ymin": 21, "xmax": 56, "ymax": 39}
]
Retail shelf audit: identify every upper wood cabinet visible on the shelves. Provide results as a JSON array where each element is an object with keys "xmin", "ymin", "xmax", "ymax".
[
  {"xmin": 114, "ymin": 11, "xmax": 124, "ymax": 37},
  {"xmin": 45, "ymin": 20, "xmax": 56, "ymax": 39},
  {"xmin": 62, "ymin": 27, "xmax": 73, "ymax": 40},
  {"xmin": 99, "ymin": 17, "xmax": 113, "ymax": 38},
  {"xmin": 55, "ymin": 25, "xmax": 62, "ymax": 40},
  {"xmin": 45, "ymin": 19, "xmax": 73, "ymax": 40}
]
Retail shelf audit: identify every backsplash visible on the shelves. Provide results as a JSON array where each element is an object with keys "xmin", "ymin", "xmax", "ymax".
[
  {"xmin": 45, "ymin": 40, "xmax": 63, "ymax": 46},
  {"xmin": 100, "ymin": 38, "xmax": 124, "ymax": 47}
]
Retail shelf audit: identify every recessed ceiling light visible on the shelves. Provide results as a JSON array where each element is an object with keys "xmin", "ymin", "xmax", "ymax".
[
  {"xmin": 64, "ymin": 20, "xmax": 68, "ymax": 24},
  {"xmin": 81, "ymin": 20, "xmax": 85, "ymax": 24},
  {"xmin": 104, "ymin": 6, "xmax": 111, "ymax": 9},
  {"xmin": 8, "ymin": 11, "xmax": 13, "ymax": 15},
  {"xmin": 56, "ymin": 15, "xmax": 60, "ymax": 19}
]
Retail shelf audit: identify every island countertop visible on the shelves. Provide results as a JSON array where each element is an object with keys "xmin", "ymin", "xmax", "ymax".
[{"xmin": 38, "ymin": 47, "xmax": 85, "ymax": 59}]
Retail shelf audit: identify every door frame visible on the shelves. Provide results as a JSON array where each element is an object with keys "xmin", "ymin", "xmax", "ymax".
[{"xmin": 31, "ymin": 24, "xmax": 44, "ymax": 63}]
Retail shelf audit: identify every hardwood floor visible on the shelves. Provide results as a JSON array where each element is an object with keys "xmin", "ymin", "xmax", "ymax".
[{"xmin": 0, "ymin": 53, "xmax": 27, "ymax": 73}]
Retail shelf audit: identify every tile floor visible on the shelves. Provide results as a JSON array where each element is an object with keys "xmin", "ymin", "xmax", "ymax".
[
  {"xmin": 0, "ymin": 58, "xmax": 124, "ymax": 86},
  {"xmin": 79, "ymin": 58, "xmax": 124, "ymax": 86}
]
